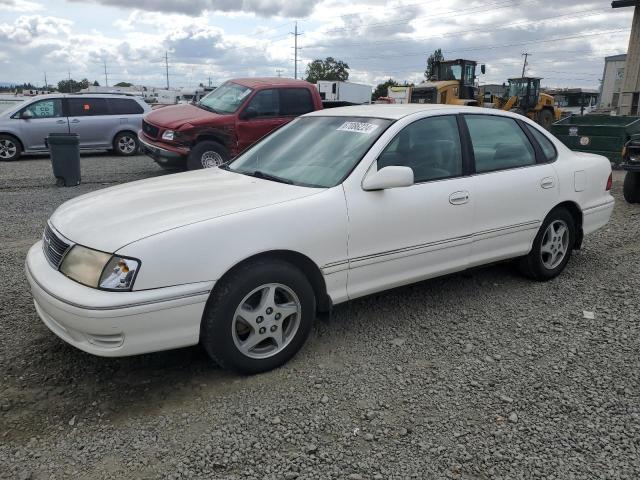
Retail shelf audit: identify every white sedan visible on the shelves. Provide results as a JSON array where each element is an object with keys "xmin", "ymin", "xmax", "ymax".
[{"xmin": 26, "ymin": 105, "xmax": 614, "ymax": 373}]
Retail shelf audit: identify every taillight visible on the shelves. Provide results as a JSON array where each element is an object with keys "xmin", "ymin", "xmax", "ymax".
[{"xmin": 606, "ymin": 172, "xmax": 612, "ymax": 191}]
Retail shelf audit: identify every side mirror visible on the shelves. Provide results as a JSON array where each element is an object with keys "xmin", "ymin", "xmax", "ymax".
[
  {"xmin": 20, "ymin": 110, "xmax": 33, "ymax": 120},
  {"xmin": 362, "ymin": 166, "xmax": 414, "ymax": 191},
  {"xmin": 242, "ymin": 107, "xmax": 258, "ymax": 120},
  {"xmin": 481, "ymin": 64, "xmax": 486, "ymax": 75}
]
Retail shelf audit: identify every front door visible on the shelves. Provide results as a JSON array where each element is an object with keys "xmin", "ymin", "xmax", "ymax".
[
  {"xmin": 66, "ymin": 97, "xmax": 113, "ymax": 149},
  {"xmin": 463, "ymin": 114, "xmax": 559, "ymax": 266},
  {"xmin": 345, "ymin": 114, "xmax": 474, "ymax": 299},
  {"xmin": 15, "ymin": 98, "xmax": 68, "ymax": 151},
  {"xmin": 235, "ymin": 89, "xmax": 290, "ymax": 154}
]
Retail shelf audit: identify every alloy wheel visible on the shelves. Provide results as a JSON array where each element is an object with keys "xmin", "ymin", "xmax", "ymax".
[
  {"xmin": 231, "ymin": 283, "xmax": 301, "ymax": 359},
  {"xmin": 0, "ymin": 139, "xmax": 17, "ymax": 159},
  {"xmin": 201, "ymin": 151, "xmax": 224, "ymax": 168},
  {"xmin": 118, "ymin": 136, "xmax": 137, "ymax": 154},
  {"xmin": 540, "ymin": 219, "xmax": 569, "ymax": 270}
]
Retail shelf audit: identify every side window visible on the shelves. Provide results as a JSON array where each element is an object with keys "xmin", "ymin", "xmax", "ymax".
[
  {"xmin": 378, "ymin": 115, "xmax": 463, "ymax": 182},
  {"xmin": 524, "ymin": 124, "xmax": 556, "ymax": 162},
  {"xmin": 109, "ymin": 98, "xmax": 144, "ymax": 115},
  {"xmin": 67, "ymin": 98, "xmax": 109, "ymax": 117},
  {"xmin": 247, "ymin": 89, "xmax": 279, "ymax": 117},
  {"xmin": 464, "ymin": 115, "xmax": 536, "ymax": 173},
  {"xmin": 280, "ymin": 88, "xmax": 314, "ymax": 116},
  {"xmin": 21, "ymin": 99, "xmax": 63, "ymax": 118}
]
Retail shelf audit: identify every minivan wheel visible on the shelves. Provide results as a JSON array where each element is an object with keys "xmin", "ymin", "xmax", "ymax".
[
  {"xmin": 187, "ymin": 141, "xmax": 229, "ymax": 170},
  {"xmin": 113, "ymin": 132, "xmax": 139, "ymax": 156},
  {"xmin": 0, "ymin": 134, "xmax": 21, "ymax": 161},
  {"xmin": 201, "ymin": 259, "xmax": 315, "ymax": 374},
  {"xmin": 518, "ymin": 207, "xmax": 575, "ymax": 281}
]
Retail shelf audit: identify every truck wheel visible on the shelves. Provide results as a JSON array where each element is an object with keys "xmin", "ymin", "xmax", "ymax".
[
  {"xmin": 518, "ymin": 207, "xmax": 575, "ymax": 281},
  {"xmin": 537, "ymin": 109, "xmax": 554, "ymax": 130},
  {"xmin": 200, "ymin": 259, "xmax": 315, "ymax": 374},
  {"xmin": 0, "ymin": 134, "xmax": 21, "ymax": 161},
  {"xmin": 187, "ymin": 141, "xmax": 229, "ymax": 170},
  {"xmin": 113, "ymin": 132, "xmax": 139, "ymax": 156},
  {"xmin": 623, "ymin": 171, "xmax": 640, "ymax": 204}
]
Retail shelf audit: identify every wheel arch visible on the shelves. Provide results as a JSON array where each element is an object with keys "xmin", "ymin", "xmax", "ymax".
[
  {"xmin": 0, "ymin": 132, "xmax": 24, "ymax": 151},
  {"xmin": 112, "ymin": 129, "xmax": 138, "ymax": 145},
  {"xmin": 195, "ymin": 132, "xmax": 229, "ymax": 149},
  {"xmin": 550, "ymin": 200, "xmax": 583, "ymax": 249},
  {"xmin": 211, "ymin": 250, "xmax": 332, "ymax": 313}
]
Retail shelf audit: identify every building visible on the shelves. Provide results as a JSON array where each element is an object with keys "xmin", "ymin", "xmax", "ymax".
[
  {"xmin": 599, "ymin": 54, "xmax": 627, "ymax": 109},
  {"xmin": 612, "ymin": 1, "xmax": 640, "ymax": 115}
]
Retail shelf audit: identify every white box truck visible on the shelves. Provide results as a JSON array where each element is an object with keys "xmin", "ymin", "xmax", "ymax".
[{"xmin": 316, "ymin": 81, "xmax": 372, "ymax": 105}]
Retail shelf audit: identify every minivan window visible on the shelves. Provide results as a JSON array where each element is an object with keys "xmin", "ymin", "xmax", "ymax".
[
  {"xmin": 464, "ymin": 115, "xmax": 536, "ymax": 173},
  {"xmin": 197, "ymin": 82, "xmax": 252, "ymax": 114},
  {"xmin": 280, "ymin": 88, "xmax": 314, "ymax": 116},
  {"xmin": 228, "ymin": 116, "xmax": 392, "ymax": 188},
  {"xmin": 67, "ymin": 98, "xmax": 109, "ymax": 117},
  {"xmin": 20, "ymin": 99, "xmax": 63, "ymax": 118},
  {"xmin": 525, "ymin": 124, "xmax": 557, "ymax": 162},
  {"xmin": 109, "ymin": 98, "xmax": 144, "ymax": 115}
]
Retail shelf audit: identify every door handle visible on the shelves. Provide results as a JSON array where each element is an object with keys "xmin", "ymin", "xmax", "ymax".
[
  {"xmin": 70, "ymin": 119, "xmax": 80, "ymax": 124},
  {"xmin": 540, "ymin": 177, "xmax": 555, "ymax": 189},
  {"xmin": 449, "ymin": 191, "xmax": 470, "ymax": 205},
  {"xmin": 56, "ymin": 120, "xmax": 66, "ymax": 124}
]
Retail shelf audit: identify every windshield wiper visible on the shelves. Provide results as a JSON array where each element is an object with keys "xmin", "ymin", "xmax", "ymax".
[
  {"xmin": 246, "ymin": 170, "xmax": 294, "ymax": 185},
  {"xmin": 195, "ymin": 102, "xmax": 218, "ymax": 114}
]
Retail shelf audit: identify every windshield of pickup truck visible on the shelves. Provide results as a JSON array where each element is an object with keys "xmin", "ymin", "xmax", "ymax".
[
  {"xmin": 197, "ymin": 82, "xmax": 252, "ymax": 114},
  {"xmin": 227, "ymin": 116, "xmax": 393, "ymax": 188}
]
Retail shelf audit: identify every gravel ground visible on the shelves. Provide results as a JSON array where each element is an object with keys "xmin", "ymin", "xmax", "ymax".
[{"xmin": 1, "ymin": 155, "xmax": 638, "ymax": 480}]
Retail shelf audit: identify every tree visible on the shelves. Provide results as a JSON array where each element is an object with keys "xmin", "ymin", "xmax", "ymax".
[
  {"xmin": 424, "ymin": 48, "xmax": 444, "ymax": 80},
  {"xmin": 93, "ymin": 80, "xmax": 100, "ymax": 86},
  {"xmin": 114, "ymin": 82, "xmax": 133, "ymax": 87},
  {"xmin": 80, "ymin": 78, "xmax": 90, "ymax": 90},
  {"xmin": 57, "ymin": 79, "xmax": 82, "ymax": 93},
  {"xmin": 373, "ymin": 78, "xmax": 399, "ymax": 100},
  {"xmin": 305, "ymin": 57, "xmax": 349, "ymax": 84}
]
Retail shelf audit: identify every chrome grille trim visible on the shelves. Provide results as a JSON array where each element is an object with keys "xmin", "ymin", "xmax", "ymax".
[
  {"xmin": 142, "ymin": 120, "xmax": 159, "ymax": 139},
  {"xmin": 42, "ymin": 224, "xmax": 72, "ymax": 269}
]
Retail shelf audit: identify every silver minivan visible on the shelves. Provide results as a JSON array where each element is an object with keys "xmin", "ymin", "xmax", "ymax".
[{"xmin": 0, "ymin": 94, "xmax": 151, "ymax": 161}]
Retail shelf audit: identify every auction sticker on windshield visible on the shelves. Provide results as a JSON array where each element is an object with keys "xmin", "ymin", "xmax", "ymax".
[{"xmin": 337, "ymin": 122, "xmax": 380, "ymax": 134}]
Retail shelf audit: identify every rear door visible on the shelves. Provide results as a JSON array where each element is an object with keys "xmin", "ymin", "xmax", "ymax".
[
  {"xmin": 66, "ymin": 97, "xmax": 113, "ymax": 149},
  {"xmin": 13, "ymin": 98, "xmax": 68, "ymax": 151},
  {"xmin": 464, "ymin": 114, "xmax": 559, "ymax": 267}
]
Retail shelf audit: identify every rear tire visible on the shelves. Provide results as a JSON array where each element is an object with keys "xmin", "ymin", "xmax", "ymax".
[
  {"xmin": 0, "ymin": 134, "xmax": 21, "ymax": 161},
  {"xmin": 623, "ymin": 171, "xmax": 640, "ymax": 204},
  {"xmin": 537, "ymin": 109, "xmax": 554, "ymax": 130},
  {"xmin": 187, "ymin": 141, "xmax": 229, "ymax": 170},
  {"xmin": 518, "ymin": 207, "xmax": 575, "ymax": 281},
  {"xmin": 113, "ymin": 132, "xmax": 139, "ymax": 156},
  {"xmin": 201, "ymin": 259, "xmax": 315, "ymax": 374}
]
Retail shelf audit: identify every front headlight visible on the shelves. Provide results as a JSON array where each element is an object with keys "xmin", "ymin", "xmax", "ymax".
[
  {"xmin": 162, "ymin": 130, "xmax": 174, "ymax": 141},
  {"xmin": 59, "ymin": 245, "xmax": 140, "ymax": 291}
]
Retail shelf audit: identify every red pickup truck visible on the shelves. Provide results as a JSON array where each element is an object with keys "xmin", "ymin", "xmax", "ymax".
[{"xmin": 138, "ymin": 78, "xmax": 323, "ymax": 170}]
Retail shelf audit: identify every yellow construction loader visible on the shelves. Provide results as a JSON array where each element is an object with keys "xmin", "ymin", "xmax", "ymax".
[
  {"xmin": 496, "ymin": 77, "xmax": 562, "ymax": 130},
  {"xmin": 411, "ymin": 59, "xmax": 482, "ymax": 106}
]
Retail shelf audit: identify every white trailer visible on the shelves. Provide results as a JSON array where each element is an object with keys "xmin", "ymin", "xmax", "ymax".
[{"xmin": 316, "ymin": 81, "xmax": 372, "ymax": 105}]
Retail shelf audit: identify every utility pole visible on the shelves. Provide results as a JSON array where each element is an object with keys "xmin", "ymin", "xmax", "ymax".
[
  {"xmin": 208, "ymin": 76, "xmax": 212, "ymax": 88},
  {"xmin": 165, "ymin": 51, "xmax": 170, "ymax": 90},
  {"xmin": 43, "ymin": 72, "xmax": 47, "ymax": 89},
  {"xmin": 276, "ymin": 68, "xmax": 283, "ymax": 77},
  {"xmin": 103, "ymin": 60, "xmax": 109, "ymax": 87},
  {"xmin": 291, "ymin": 22, "xmax": 302, "ymax": 79},
  {"xmin": 521, "ymin": 52, "xmax": 530, "ymax": 77}
]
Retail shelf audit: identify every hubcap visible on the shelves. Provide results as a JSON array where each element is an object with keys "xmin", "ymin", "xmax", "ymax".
[
  {"xmin": 540, "ymin": 220, "xmax": 569, "ymax": 270},
  {"xmin": 201, "ymin": 151, "xmax": 224, "ymax": 168},
  {"xmin": 118, "ymin": 136, "xmax": 136, "ymax": 154},
  {"xmin": 0, "ymin": 139, "xmax": 17, "ymax": 159},
  {"xmin": 231, "ymin": 283, "xmax": 301, "ymax": 359}
]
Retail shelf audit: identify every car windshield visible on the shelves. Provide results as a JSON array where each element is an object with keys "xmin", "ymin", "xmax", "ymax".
[
  {"xmin": 197, "ymin": 82, "xmax": 252, "ymax": 114},
  {"xmin": 227, "ymin": 116, "xmax": 393, "ymax": 188}
]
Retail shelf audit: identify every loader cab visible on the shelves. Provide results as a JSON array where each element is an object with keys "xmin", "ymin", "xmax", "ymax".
[
  {"xmin": 508, "ymin": 77, "xmax": 541, "ymax": 111},
  {"xmin": 436, "ymin": 59, "xmax": 478, "ymax": 100}
]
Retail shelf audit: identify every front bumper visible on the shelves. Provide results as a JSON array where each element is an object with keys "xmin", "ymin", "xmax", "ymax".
[
  {"xmin": 26, "ymin": 242, "xmax": 213, "ymax": 357},
  {"xmin": 138, "ymin": 132, "xmax": 189, "ymax": 169},
  {"xmin": 621, "ymin": 163, "xmax": 640, "ymax": 173}
]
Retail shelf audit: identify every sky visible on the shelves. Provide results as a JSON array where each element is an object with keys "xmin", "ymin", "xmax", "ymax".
[{"xmin": 0, "ymin": 0, "xmax": 634, "ymax": 91}]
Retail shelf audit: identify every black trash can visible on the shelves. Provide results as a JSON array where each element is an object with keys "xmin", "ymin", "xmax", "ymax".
[{"xmin": 46, "ymin": 133, "xmax": 80, "ymax": 187}]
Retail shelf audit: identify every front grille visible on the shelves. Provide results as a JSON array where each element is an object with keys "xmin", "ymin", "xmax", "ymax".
[
  {"xmin": 42, "ymin": 224, "xmax": 71, "ymax": 269},
  {"xmin": 142, "ymin": 120, "xmax": 159, "ymax": 139}
]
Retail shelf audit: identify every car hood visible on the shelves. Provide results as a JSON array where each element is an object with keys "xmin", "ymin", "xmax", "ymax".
[
  {"xmin": 145, "ymin": 103, "xmax": 224, "ymax": 129},
  {"xmin": 50, "ymin": 168, "xmax": 321, "ymax": 252}
]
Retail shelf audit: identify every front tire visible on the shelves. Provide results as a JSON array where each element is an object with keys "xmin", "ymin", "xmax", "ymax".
[
  {"xmin": 187, "ymin": 141, "xmax": 229, "ymax": 170},
  {"xmin": 201, "ymin": 259, "xmax": 315, "ymax": 374},
  {"xmin": 518, "ymin": 207, "xmax": 575, "ymax": 281},
  {"xmin": 113, "ymin": 132, "xmax": 139, "ymax": 156},
  {"xmin": 623, "ymin": 171, "xmax": 640, "ymax": 204},
  {"xmin": 0, "ymin": 134, "xmax": 21, "ymax": 161}
]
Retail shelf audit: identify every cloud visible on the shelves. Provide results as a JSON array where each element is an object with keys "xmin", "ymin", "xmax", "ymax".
[
  {"xmin": 69, "ymin": 0, "xmax": 320, "ymax": 17},
  {"xmin": 0, "ymin": 0, "xmax": 44, "ymax": 13}
]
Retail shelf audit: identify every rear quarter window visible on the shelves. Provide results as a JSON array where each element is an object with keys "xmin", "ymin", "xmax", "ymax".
[
  {"xmin": 280, "ymin": 88, "xmax": 314, "ymax": 116},
  {"xmin": 108, "ymin": 98, "xmax": 144, "ymax": 115},
  {"xmin": 524, "ymin": 124, "xmax": 557, "ymax": 162}
]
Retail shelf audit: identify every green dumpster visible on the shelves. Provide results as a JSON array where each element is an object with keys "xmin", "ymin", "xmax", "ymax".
[{"xmin": 550, "ymin": 115, "xmax": 640, "ymax": 164}]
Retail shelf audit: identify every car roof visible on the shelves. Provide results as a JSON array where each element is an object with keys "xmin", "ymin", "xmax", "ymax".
[
  {"xmin": 304, "ymin": 104, "xmax": 513, "ymax": 120},
  {"xmin": 21, "ymin": 93, "xmax": 144, "ymax": 100},
  {"xmin": 229, "ymin": 77, "xmax": 312, "ymax": 88}
]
